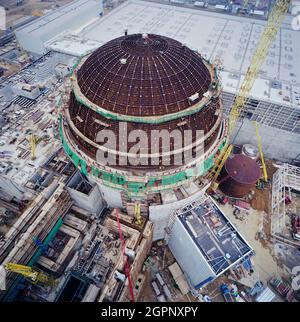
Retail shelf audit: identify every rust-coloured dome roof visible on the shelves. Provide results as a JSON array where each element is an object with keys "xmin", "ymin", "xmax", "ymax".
[
  {"xmin": 77, "ymin": 33, "xmax": 212, "ymax": 117},
  {"xmin": 225, "ymin": 154, "xmax": 261, "ymax": 184}
]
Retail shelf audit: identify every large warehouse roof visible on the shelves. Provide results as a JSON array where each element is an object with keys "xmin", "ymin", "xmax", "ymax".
[{"xmin": 77, "ymin": 0, "xmax": 300, "ymax": 108}]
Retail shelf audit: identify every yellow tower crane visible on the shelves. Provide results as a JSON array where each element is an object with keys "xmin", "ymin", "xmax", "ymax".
[
  {"xmin": 209, "ymin": 0, "xmax": 290, "ymax": 190},
  {"xmin": 28, "ymin": 134, "xmax": 43, "ymax": 160},
  {"xmin": 29, "ymin": 134, "xmax": 37, "ymax": 160},
  {"xmin": 4, "ymin": 263, "xmax": 55, "ymax": 285}
]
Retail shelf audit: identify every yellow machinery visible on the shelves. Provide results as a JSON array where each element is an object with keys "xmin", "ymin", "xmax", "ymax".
[
  {"xmin": 28, "ymin": 134, "xmax": 44, "ymax": 160},
  {"xmin": 32, "ymin": 10, "xmax": 43, "ymax": 17},
  {"xmin": 210, "ymin": 145, "xmax": 233, "ymax": 191},
  {"xmin": 254, "ymin": 121, "xmax": 268, "ymax": 182},
  {"xmin": 4, "ymin": 263, "xmax": 54, "ymax": 285},
  {"xmin": 29, "ymin": 134, "xmax": 37, "ymax": 160},
  {"xmin": 210, "ymin": 0, "xmax": 290, "ymax": 189},
  {"xmin": 134, "ymin": 202, "xmax": 142, "ymax": 225}
]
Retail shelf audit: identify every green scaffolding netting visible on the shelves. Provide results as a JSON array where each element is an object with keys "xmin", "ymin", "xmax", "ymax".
[
  {"xmin": 162, "ymin": 171, "xmax": 187, "ymax": 185},
  {"xmin": 204, "ymin": 153, "xmax": 215, "ymax": 173},
  {"xmin": 218, "ymin": 139, "xmax": 227, "ymax": 152},
  {"xmin": 59, "ymin": 114, "xmax": 213, "ymax": 193},
  {"xmin": 185, "ymin": 168, "xmax": 194, "ymax": 178},
  {"xmin": 147, "ymin": 177, "xmax": 157, "ymax": 187},
  {"xmin": 59, "ymin": 116, "xmax": 88, "ymax": 176},
  {"xmin": 68, "ymin": 57, "xmax": 82, "ymax": 76},
  {"xmin": 80, "ymin": 159, "xmax": 88, "ymax": 176},
  {"xmin": 91, "ymin": 166, "xmax": 100, "ymax": 178},
  {"xmin": 197, "ymin": 162, "xmax": 205, "ymax": 176},
  {"xmin": 111, "ymin": 173, "xmax": 126, "ymax": 185},
  {"xmin": 128, "ymin": 181, "xmax": 145, "ymax": 193},
  {"xmin": 101, "ymin": 171, "xmax": 112, "ymax": 182}
]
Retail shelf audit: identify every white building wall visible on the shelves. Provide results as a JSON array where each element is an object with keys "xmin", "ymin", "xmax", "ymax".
[
  {"xmin": 67, "ymin": 183, "xmax": 104, "ymax": 214},
  {"xmin": 15, "ymin": 0, "xmax": 102, "ymax": 55},
  {"xmin": 232, "ymin": 119, "xmax": 300, "ymax": 162},
  {"xmin": 168, "ymin": 217, "xmax": 216, "ymax": 288},
  {"xmin": 97, "ymin": 183, "xmax": 123, "ymax": 208},
  {"xmin": 15, "ymin": 31, "xmax": 45, "ymax": 55},
  {"xmin": 149, "ymin": 185, "xmax": 208, "ymax": 241}
]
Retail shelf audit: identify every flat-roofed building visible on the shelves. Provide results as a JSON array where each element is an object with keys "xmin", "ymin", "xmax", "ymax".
[
  {"xmin": 167, "ymin": 195, "xmax": 253, "ymax": 289},
  {"xmin": 14, "ymin": 0, "xmax": 103, "ymax": 54}
]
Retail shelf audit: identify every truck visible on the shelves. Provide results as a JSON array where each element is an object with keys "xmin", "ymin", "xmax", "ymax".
[
  {"xmin": 220, "ymin": 283, "xmax": 234, "ymax": 302},
  {"xmin": 210, "ymin": 191, "xmax": 229, "ymax": 205},
  {"xmin": 233, "ymin": 200, "xmax": 251, "ymax": 211}
]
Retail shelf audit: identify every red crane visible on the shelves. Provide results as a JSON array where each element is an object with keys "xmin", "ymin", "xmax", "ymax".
[{"xmin": 115, "ymin": 209, "xmax": 135, "ymax": 303}]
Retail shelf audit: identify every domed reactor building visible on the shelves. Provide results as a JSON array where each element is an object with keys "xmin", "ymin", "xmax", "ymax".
[{"xmin": 59, "ymin": 33, "xmax": 227, "ymax": 219}]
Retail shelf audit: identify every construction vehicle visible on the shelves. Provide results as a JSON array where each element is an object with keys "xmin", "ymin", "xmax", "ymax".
[
  {"xmin": 210, "ymin": 191, "xmax": 229, "ymax": 205},
  {"xmin": 209, "ymin": 0, "xmax": 290, "ymax": 190},
  {"xmin": 220, "ymin": 283, "xmax": 234, "ymax": 302},
  {"xmin": 134, "ymin": 202, "xmax": 142, "ymax": 225},
  {"xmin": 4, "ymin": 263, "xmax": 54, "ymax": 285},
  {"xmin": 233, "ymin": 200, "xmax": 251, "ymax": 211}
]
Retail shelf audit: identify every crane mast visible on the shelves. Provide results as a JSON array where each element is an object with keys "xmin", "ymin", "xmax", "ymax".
[
  {"xmin": 4, "ymin": 263, "xmax": 54, "ymax": 285},
  {"xmin": 210, "ymin": 0, "xmax": 290, "ymax": 188},
  {"xmin": 29, "ymin": 134, "xmax": 37, "ymax": 160}
]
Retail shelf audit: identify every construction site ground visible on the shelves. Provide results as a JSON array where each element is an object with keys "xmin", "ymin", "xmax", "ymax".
[
  {"xmin": 197, "ymin": 201, "xmax": 288, "ymax": 302},
  {"xmin": 139, "ymin": 174, "xmax": 300, "ymax": 302},
  {"xmin": 138, "ymin": 242, "xmax": 195, "ymax": 302},
  {"xmin": 213, "ymin": 187, "xmax": 300, "ymax": 301},
  {"xmin": 0, "ymin": 61, "xmax": 20, "ymax": 78},
  {"xmin": 4, "ymin": 0, "xmax": 73, "ymax": 26}
]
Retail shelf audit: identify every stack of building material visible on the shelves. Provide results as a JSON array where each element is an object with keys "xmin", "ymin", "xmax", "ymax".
[{"xmin": 168, "ymin": 262, "xmax": 189, "ymax": 295}]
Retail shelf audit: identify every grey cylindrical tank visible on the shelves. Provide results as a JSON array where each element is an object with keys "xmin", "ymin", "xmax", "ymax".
[{"xmin": 242, "ymin": 144, "xmax": 259, "ymax": 160}]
